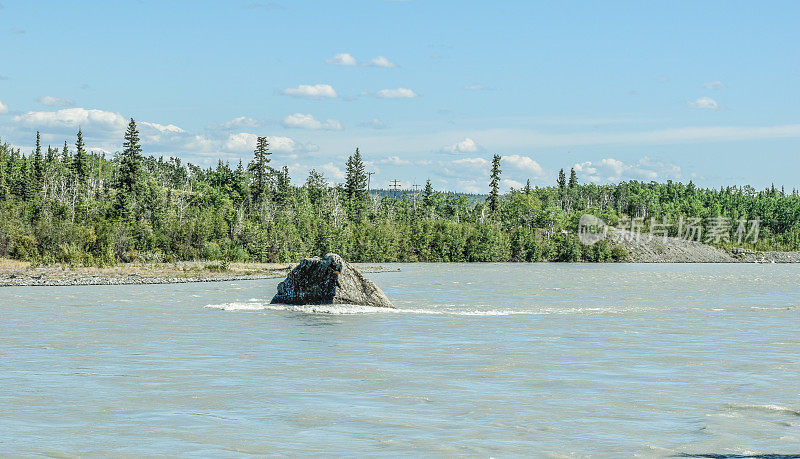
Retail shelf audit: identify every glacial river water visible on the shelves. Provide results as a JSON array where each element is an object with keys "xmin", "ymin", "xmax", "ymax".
[{"xmin": 1, "ymin": 263, "xmax": 799, "ymax": 456}]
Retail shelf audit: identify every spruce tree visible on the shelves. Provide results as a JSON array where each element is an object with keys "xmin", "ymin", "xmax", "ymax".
[
  {"xmin": 524, "ymin": 179, "xmax": 531, "ymax": 194},
  {"xmin": 423, "ymin": 179, "xmax": 434, "ymax": 208},
  {"xmin": 488, "ymin": 154, "xmax": 502, "ymax": 214},
  {"xmin": 61, "ymin": 140, "xmax": 69, "ymax": 163},
  {"xmin": 344, "ymin": 148, "xmax": 367, "ymax": 219},
  {"xmin": 73, "ymin": 128, "xmax": 88, "ymax": 184},
  {"xmin": 116, "ymin": 118, "xmax": 143, "ymax": 215},
  {"xmin": 248, "ymin": 136, "xmax": 271, "ymax": 203},
  {"xmin": 305, "ymin": 169, "xmax": 326, "ymax": 206},
  {"xmin": 568, "ymin": 168, "xmax": 578, "ymax": 188},
  {"xmin": 33, "ymin": 131, "xmax": 43, "ymax": 188},
  {"xmin": 557, "ymin": 168, "xmax": 566, "ymax": 190}
]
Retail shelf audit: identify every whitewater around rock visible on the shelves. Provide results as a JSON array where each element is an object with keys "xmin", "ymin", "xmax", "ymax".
[{"xmin": 270, "ymin": 253, "xmax": 395, "ymax": 308}]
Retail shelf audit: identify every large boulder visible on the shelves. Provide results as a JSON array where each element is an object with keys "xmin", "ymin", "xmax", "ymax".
[{"xmin": 270, "ymin": 253, "xmax": 395, "ymax": 308}]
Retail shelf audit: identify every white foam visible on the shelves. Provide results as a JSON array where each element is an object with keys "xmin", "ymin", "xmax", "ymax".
[{"xmin": 204, "ymin": 301, "xmax": 648, "ymax": 316}]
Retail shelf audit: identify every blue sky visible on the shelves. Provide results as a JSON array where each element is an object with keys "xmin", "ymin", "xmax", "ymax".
[{"xmin": 1, "ymin": 0, "xmax": 798, "ymax": 192}]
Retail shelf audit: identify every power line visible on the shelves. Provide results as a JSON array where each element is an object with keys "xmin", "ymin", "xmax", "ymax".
[{"xmin": 389, "ymin": 179, "xmax": 401, "ymax": 199}]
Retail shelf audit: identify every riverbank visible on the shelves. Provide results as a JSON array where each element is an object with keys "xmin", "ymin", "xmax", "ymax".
[
  {"xmin": 0, "ymin": 260, "xmax": 398, "ymax": 287},
  {"xmin": 608, "ymin": 228, "xmax": 800, "ymax": 263}
]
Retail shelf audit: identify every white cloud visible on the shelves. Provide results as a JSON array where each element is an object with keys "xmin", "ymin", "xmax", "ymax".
[
  {"xmin": 39, "ymin": 96, "xmax": 75, "ymax": 107},
  {"xmin": 369, "ymin": 56, "xmax": 397, "ymax": 68},
  {"xmin": 13, "ymin": 107, "xmax": 127, "ymax": 131},
  {"xmin": 452, "ymin": 157, "xmax": 488, "ymax": 168},
  {"xmin": 282, "ymin": 113, "xmax": 342, "ymax": 130},
  {"xmin": 282, "ymin": 84, "xmax": 338, "ymax": 99},
  {"xmin": 377, "ymin": 155, "xmax": 412, "ymax": 166},
  {"xmin": 573, "ymin": 157, "xmax": 681, "ymax": 183},
  {"xmin": 358, "ymin": 118, "xmax": 388, "ymax": 129},
  {"xmin": 0, "ymin": 99, "xmax": 7, "ymax": 114},
  {"xmin": 223, "ymin": 132, "xmax": 316, "ymax": 154},
  {"xmin": 376, "ymin": 88, "xmax": 418, "ymax": 99},
  {"xmin": 703, "ymin": 81, "xmax": 726, "ymax": 90},
  {"xmin": 320, "ymin": 162, "xmax": 346, "ymax": 181},
  {"xmin": 219, "ymin": 116, "xmax": 261, "ymax": 129},
  {"xmin": 326, "ymin": 53, "xmax": 357, "ymax": 66},
  {"xmin": 504, "ymin": 154, "xmax": 545, "ymax": 177},
  {"xmin": 443, "ymin": 137, "xmax": 480, "ymax": 153},
  {"xmin": 141, "ymin": 121, "xmax": 185, "ymax": 133},
  {"xmin": 502, "ymin": 178, "xmax": 525, "ymax": 189},
  {"xmin": 464, "ymin": 84, "xmax": 486, "ymax": 91},
  {"xmin": 689, "ymin": 96, "xmax": 719, "ymax": 110},
  {"xmin": 456, "ymin": 179, "xmax": 483, "ymax": 194}
]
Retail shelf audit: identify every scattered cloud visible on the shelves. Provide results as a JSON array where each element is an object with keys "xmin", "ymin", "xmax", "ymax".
[
  {"xmin": 282, "ymin": 113, "xmax": 342, "ymax": 130},
  {"xmin": 358, "ymin": 118, "xmax": 389, "ymax": 129},
  {"xmin": 141, "ymin": 121, "xmax": 185, "ymax": 133},
  {"xmin": 11, "ymin": 28, "xmax": 25, "ymax": 35},
  {"xmin": 377, "ymin": 155, "xmax": 412, "ymax": 166},
  {"xmin": 320, "ymin": 162, "xmax": 346, "ymax": 181},
  {"xmin": 703, "ymin": 80, "xmax": 726, "ymax": 90},
  {"xmin": 13, "ymin": 107, "xmax": 127, "ymax": 131},
  {"xmin": 39, "ymin": 96, "xmax": 75, "ymax": 107},
  {"xmin": 504, "ymin": 154, "xmax": 545, "ymax": 177},
  {"xmin": 573, "ymin": 157, "xmax": 681, "ymax": 183},
  {"xmin": 376, "ymin": 87, "xmax": 418, "ymax": 99},
  {"xmin": 369, "ymin": 56, "xmax": 397, "ymax": 68},
  {"xmin": 281, "ymin": 83, "xmax": 338, "ymax": 99},
  {"xmin": 452, "ymin": 157, "xmax": 488, "ymax": 168},
  {"xmin": 326, "ymin": 53, "xmax": 357, "ymax": 66},
  {"xmin": 443, "ymin": 137, "xmax": 480, "ymax": 154},
  {"xmin": 502, "ymin": 178, "xmax": 525, "ymax": 190},
  {"xmin": 326, "ymin": 53, "xmax": 398, "ymax": 68},
  {"xmin": 464, "ymin": 84, "xmax": 487, "ymax": 91},
  {"xmin": 218, "ymin": 116, "xmax": 262, "ymax": 129},
  {"xmin": 0, "ymin": 100, "xmax": 7, "ymax": 114},
  {"xmin": 455, "ymin": 179, "xmax": 483, "ymax": 194},
  {"xmin": 223, "ymin": 132, "xmax": 314, "ymax": 154},
  {"xmin": 0, "ymin": 74, "xmax": 8, "ymax": 80},
  {"xmin": 689, "ymin": 96, "xmax": 719, "ymax": 110}
]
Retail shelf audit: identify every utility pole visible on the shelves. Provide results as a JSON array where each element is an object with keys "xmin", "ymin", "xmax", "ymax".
[
  {"xmin": 366, "ymin": 171, "xmax": 375, "ymax": 195},
  {"xmin": 389, "ymin": 179, "xmax": 401, "ymax": 199}
]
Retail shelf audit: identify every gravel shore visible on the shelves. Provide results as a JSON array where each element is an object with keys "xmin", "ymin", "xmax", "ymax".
[{"xmin": 0, "ymin": 260, "xmax": 399, "ymax": 287}]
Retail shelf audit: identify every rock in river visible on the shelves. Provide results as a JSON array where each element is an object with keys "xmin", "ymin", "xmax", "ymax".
[{"xmin": 270, "ymin": 253, "xmax": 395, "ymax": 308}]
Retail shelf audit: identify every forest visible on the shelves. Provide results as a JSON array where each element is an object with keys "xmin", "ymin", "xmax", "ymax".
[{"xmin": 1, "ymin": 118, "xmax": 799, "ymax": 266}]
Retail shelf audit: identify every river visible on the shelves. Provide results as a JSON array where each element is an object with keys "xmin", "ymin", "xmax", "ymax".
[{"xmin": 1, "ymin": 263, "xmax": 798, "ymax": 456}]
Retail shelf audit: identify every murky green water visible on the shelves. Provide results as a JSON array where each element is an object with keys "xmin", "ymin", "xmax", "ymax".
[{"xmin": 1, "ymin": 263, "xmax": 798, "ymax": 456}]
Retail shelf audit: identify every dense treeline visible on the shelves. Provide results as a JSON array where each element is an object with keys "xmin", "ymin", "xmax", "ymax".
[{"xmin": 1, "ymin": 120, "xmax": 799, "ymax": 265}]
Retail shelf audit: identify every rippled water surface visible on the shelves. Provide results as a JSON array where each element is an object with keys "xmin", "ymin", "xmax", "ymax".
[{"xmin": 1, "ymin": 263, "xmax": 799, "ymax": 456}]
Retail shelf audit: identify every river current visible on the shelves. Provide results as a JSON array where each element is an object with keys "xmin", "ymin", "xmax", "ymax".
[{"xmin": 1, "ymin": 263, "xmax": 798, "ymax": 456}]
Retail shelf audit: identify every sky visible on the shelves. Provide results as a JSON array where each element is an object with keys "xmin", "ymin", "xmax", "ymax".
[{"xmin": 1, "ymin": 0, "xmax": 799, "ymax": 193}]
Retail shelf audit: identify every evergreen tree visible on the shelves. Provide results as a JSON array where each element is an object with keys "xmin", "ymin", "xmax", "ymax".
[
  {"xmin": 423, "ymin": 179, "xmax": 434, "ymax": 208},
  {"xmin": 275, "ymin": 165, "xmax": 291, "ymax": 205},
  {"xmin": 61, "ymin": 140, "xmax": 69, "ymax": 163},
  {"xmin": 524, "ymin": 179, "xmax": 531, "ymax": 194},
  {"xmin": 568, "ymin": 168, "xmax": 578, "ymax": 188},
  {"xmin": 248, "ymin": 136, "xmax": 271, "ymax": 203},
  {"xmin": 344, "ymin": 148, "xmax": 367, "ymax": 218},
  {"xmin": 557, "ymin": 168, "xmax": 566, "ymax": 190},
  {"xmin": 305, "ymin": 169, "xmax": 326, "ymax": 206},
  {"xmin": 488, "ymin": 154, "xmax": 502, "ymax": 214},
  {"xmin": 33, "ymin": 131, "xmax": 43, "ymax": 188},
  {"xmin": 46, "ymin": 145, "xmax": 56, "ymax": 164},
  {"xmin": 116, "ymin": 118, "xmax": 143, "ymax": 215},
  {"xmin": 73, "ymin": 128, "xmax": 89, "ymax": 184}
]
